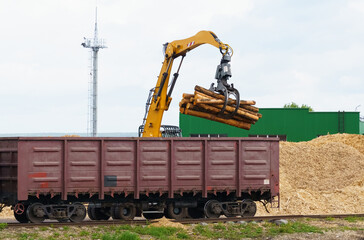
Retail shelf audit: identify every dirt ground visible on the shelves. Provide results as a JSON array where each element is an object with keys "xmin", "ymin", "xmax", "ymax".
[
  {"xmin": 270, "ymin": 218, "xmax": 364, "ymax": 240},
  {"xmin": 271, "ymin": 231, "xmax": 363, "ymax": 240}
]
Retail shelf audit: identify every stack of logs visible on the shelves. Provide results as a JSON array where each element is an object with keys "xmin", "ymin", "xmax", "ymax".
[{"xmin": 179, "ymin": 85, "xmax": 262, "ymax": 130}]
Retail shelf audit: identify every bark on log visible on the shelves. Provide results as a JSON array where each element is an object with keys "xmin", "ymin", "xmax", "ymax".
[
  {"xmin": 184, "ymin": 108, "xmax": 251, "ymax": 130},
  {"xmin": 240, "ymin": 105, "xmax": 259, "ymax": 113},
  {"xmin": 194, "ymin": 92, "xmax": 259, "ymax": 121},
  {"xmin": 195, "ymin": 99, "xmax": 226, "ymax": 105},
  {"xmin": 185, "ymin": 103, "xmax": 256, "ymax": 124},
  {"xmin": 194, "ymin": 91, "xmax": 260, "ymax": 117},
  {"xmin": 195, "ymin": 85, "xmax": 256, "ymax": 105}
]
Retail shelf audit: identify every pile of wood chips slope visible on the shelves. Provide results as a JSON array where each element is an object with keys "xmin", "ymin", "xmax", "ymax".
[
  {"xmin": 179, "ymin": 85, "xmax": 261, "ymax": 130},
  {"xmin": 257, "ymin": 133, "xmax": 364, "ymax": 216},
  {"xmin": 0, "ymin": 207, "xmax": 12, "ymax": 218}
]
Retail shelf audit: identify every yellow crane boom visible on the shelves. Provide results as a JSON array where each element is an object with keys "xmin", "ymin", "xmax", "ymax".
[{"xmin": 142, "ymin": 31, "xmax": 235, "ymax": 137}]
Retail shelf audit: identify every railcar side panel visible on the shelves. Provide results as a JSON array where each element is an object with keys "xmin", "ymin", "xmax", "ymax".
[
  {"xmin": 0, "ymin": 137, "xmax": 279, "ymax": 203},
  {"xmin": 207, "ymin": 140, "xmax": 237, "ymax": 192},
  {"xmin": 66, "ymin": 140, "xmax": 101, "ymax": 198},
  {"xmin": 18, "ymin": 140, "xmax": 63, "ymax": 200},
  {"xmin": 138, "ymin": 141, "xmax": 169, "ymax": 193},
  {"xmin": 241, "ymin": 141, "xmax": 272, "ymax": 190},
  {"xmin": 103, "ymin": 140, "xmax": 136, "ymax": 196},
  {"xmin": 173, "ymin": 140, "xmax": 203, "ymax": 192}
]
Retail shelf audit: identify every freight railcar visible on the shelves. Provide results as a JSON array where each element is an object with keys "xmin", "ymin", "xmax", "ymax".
[{"xmin": 0, "ymin": 137, "xmax": 279, "ymax": 223}]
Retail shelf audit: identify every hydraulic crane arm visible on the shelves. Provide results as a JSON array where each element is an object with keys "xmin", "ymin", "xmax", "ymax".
[
  {"xmin": 142, "ymin": 31, "xmax": 235, "ymax": 137},
  {"xmin": 164, "ymin": 31, "xmax": 232, "ymax": 58}
]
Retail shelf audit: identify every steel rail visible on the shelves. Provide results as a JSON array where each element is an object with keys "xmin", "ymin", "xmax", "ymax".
[
  {"xmin": 175, "ymin": 213, "xmax": 364, "ymax": 224},
  {"xmin": 4, "ymin": 219, "xmax": 148, "ymax": 228},
  {"xmin": 3, "ymin": 213, "xmax": 364, "ymax": 228}
]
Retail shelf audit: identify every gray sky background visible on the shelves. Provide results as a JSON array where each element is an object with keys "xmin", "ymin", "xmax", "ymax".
[{"xmin": 0, "ymin": 0, "xmax": 363, "ymax": 134}]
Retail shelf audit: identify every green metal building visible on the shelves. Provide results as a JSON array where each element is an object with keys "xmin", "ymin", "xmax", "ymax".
[{"xmin": 179, "ymin": 108, "xmax": 363, "ymax": 142}]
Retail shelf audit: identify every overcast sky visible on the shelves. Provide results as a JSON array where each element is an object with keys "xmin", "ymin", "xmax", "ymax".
[{"xmin": 0, "ymin": 0, "xmax": 363, "ymax": 134}]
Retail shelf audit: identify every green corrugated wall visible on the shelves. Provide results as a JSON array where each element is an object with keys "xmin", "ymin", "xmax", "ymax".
[{"xmin": 179, "ymin": 108, "xmax": 361, "ymax": 142}]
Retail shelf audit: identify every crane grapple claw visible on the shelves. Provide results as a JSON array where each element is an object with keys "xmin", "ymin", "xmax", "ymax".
[{"xmin": 209, "ymin": 54, "xmax": 240, "ymax": 118}]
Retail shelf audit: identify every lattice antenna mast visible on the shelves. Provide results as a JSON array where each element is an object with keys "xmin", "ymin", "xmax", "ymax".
[{"xmin": 82, "ymin": 7, "xmax": 107, "ymax": 137}]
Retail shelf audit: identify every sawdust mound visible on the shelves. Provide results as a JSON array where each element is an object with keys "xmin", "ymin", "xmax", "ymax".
[
  {"xmin": 0, "ymin": 207, "xmax": 12, "ymax": 218},
  {"xmin": 257, "ymin": 133, "xmax": 364, "ymax": 216},
  {"xmin": 150, "ymin": 217, "xmax": 187, "ymax": 229}
]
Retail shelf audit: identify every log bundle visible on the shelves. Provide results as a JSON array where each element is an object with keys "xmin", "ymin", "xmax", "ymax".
[{"xmin": 179, "ymin": 85, "xmax": 262, "ymax": 130}]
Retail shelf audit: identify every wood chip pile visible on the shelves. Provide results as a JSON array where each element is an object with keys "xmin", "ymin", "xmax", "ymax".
[
  {"xmin": 0, "ymin": 207, "xmax": 12, "ymax": 218},
  {"xmin": 257, "ymin": 133, "xmax": 364, "ymax": 216},
  {"xmin": 150, "ymin": 217, "xmax": 187, "ymax": 229},
  {"xmin": 179, "ymin": 85, "xmax": 261, "ymax": 130}
]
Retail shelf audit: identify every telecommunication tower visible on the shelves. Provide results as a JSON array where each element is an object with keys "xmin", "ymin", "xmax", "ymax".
[{"xmin": 81, "ymin": 8, "xmax": 107, "ymax": 137}]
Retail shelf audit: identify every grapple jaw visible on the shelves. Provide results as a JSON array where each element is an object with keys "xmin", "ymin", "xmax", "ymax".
[{"xmin": 209, "ymin": 54, "xmax": 240, "ymax": 118}]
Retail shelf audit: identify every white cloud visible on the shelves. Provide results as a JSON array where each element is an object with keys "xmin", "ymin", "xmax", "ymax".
[{"xmin": 348, "ymin": 0, "xmax": 364, "ymax": 14}]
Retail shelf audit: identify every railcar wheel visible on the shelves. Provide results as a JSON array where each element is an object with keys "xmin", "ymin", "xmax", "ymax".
[
  {"xmin": 26, "ymin": 203, "xmax": 46, "ymax": 223},
  {"xmin": 115, "ymin": 203, "xmax": 136, "ymax": 220},
  {"xmin": 87, "ymin": 204, "xmax": 96, "ymax": 220},
  {"xmin": 143, "ymin": 212, "xmax": 164, "ymax": 220},
  {"xmin": 241, "ymin": 199, "xmax": 257, "ymax": 217},
  {"xmin": 204, "ymin": 200, "xmax": 222, "ymax": 218},
  {"xmin": 111, "ymin": 205, "xmax": 120, "ymax": 219},
  {"xmin": 94, "ymin": 207, "xmax": 110, "ymax": 220},
  {"xmin": 187, "ymin": 207, "xmax": 204, "ymax": 219},
  {"xmin": 69, "ymin": 203, "xmax": 86, "ymax": 223},
  {"xmin": 88, "ymin": 204, "xmax": 110, "ymax": 220},
  {"xmin": 166, "ymin": 203, "xmax": 187, "ymax": 220},
  {"xmin": 14, "ymin": 203, "xmax": 28, "ymax": 223}
]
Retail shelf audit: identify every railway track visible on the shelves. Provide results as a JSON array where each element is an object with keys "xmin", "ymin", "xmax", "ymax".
[
  {"xmin": 3, "ymin": 213, "xmax": 364, "ymax": 228},
  {"xmin": 178, "ymin": 213, "xmax": 364, "ymax": 224}
]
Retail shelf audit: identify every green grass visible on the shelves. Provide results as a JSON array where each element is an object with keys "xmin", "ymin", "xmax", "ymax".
[
  {"xmin": 40, "ymin": 226, "xmax": 49, "ymax": 231},
  {"xmin": 0, "ymin": 223, "xmax": 7, "ymax": 231},
  {"xmin": 17, "ymin": 232, "xmax": 40, "ymax": 240},
  {"xmin": 102, "ymin": 225, "xmax": 189, "ymax": 240},
  {"xmin": 337, "ymin": 226, "xmax": 361, "ymax": 231},
  {"xmin": 61, "ymin": 226, "xmax": 70, "ymax": 231},
  {"xmin": 79, "ymin": 230, "xmax": 90, "ymax": 236},
  {"xmin": 192, "ymin": 220, "xmax": 328, "ymax": 239},
  {"xmin": 237, "ymin": 223, "xmax": 263, "ymax": 238},
  {"xmin": 102, "ymin": 231, "xmax": 140, "ymax": 240},
  {"xmin": 90, "ymin": 225, "xmax": 185, "ymax": 240},
  {"xmin": 212, "ymin": 223, "xmax": 226, "ymax": 230},
  {"xmin": 133, "ymin": 226, "xmax": 180, "ymax": 239},
  {"xmin": 193, "ymin": 222, "xmax": 264, "ymax": 239},
  {"xmin": 266, "ymin": 221, "xmax": 324, "ymax": 236},
  {"xmin": 344, "ymin": 216, "xmax": 364, "ymax": 222},
  {"xmin": 1, "ymin": 218, "xmax": 362, "ymax": 240},
  {"xmin": 92, "ymin": 232, "xmax": 103, "ymax": 239},
  {"xmin": 193, "ymin": 225, "xmax": 219, "ymax": 239},
  {"xmin": 176, "ymin": 232, "xmax": 190, "ymax": 239}
]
